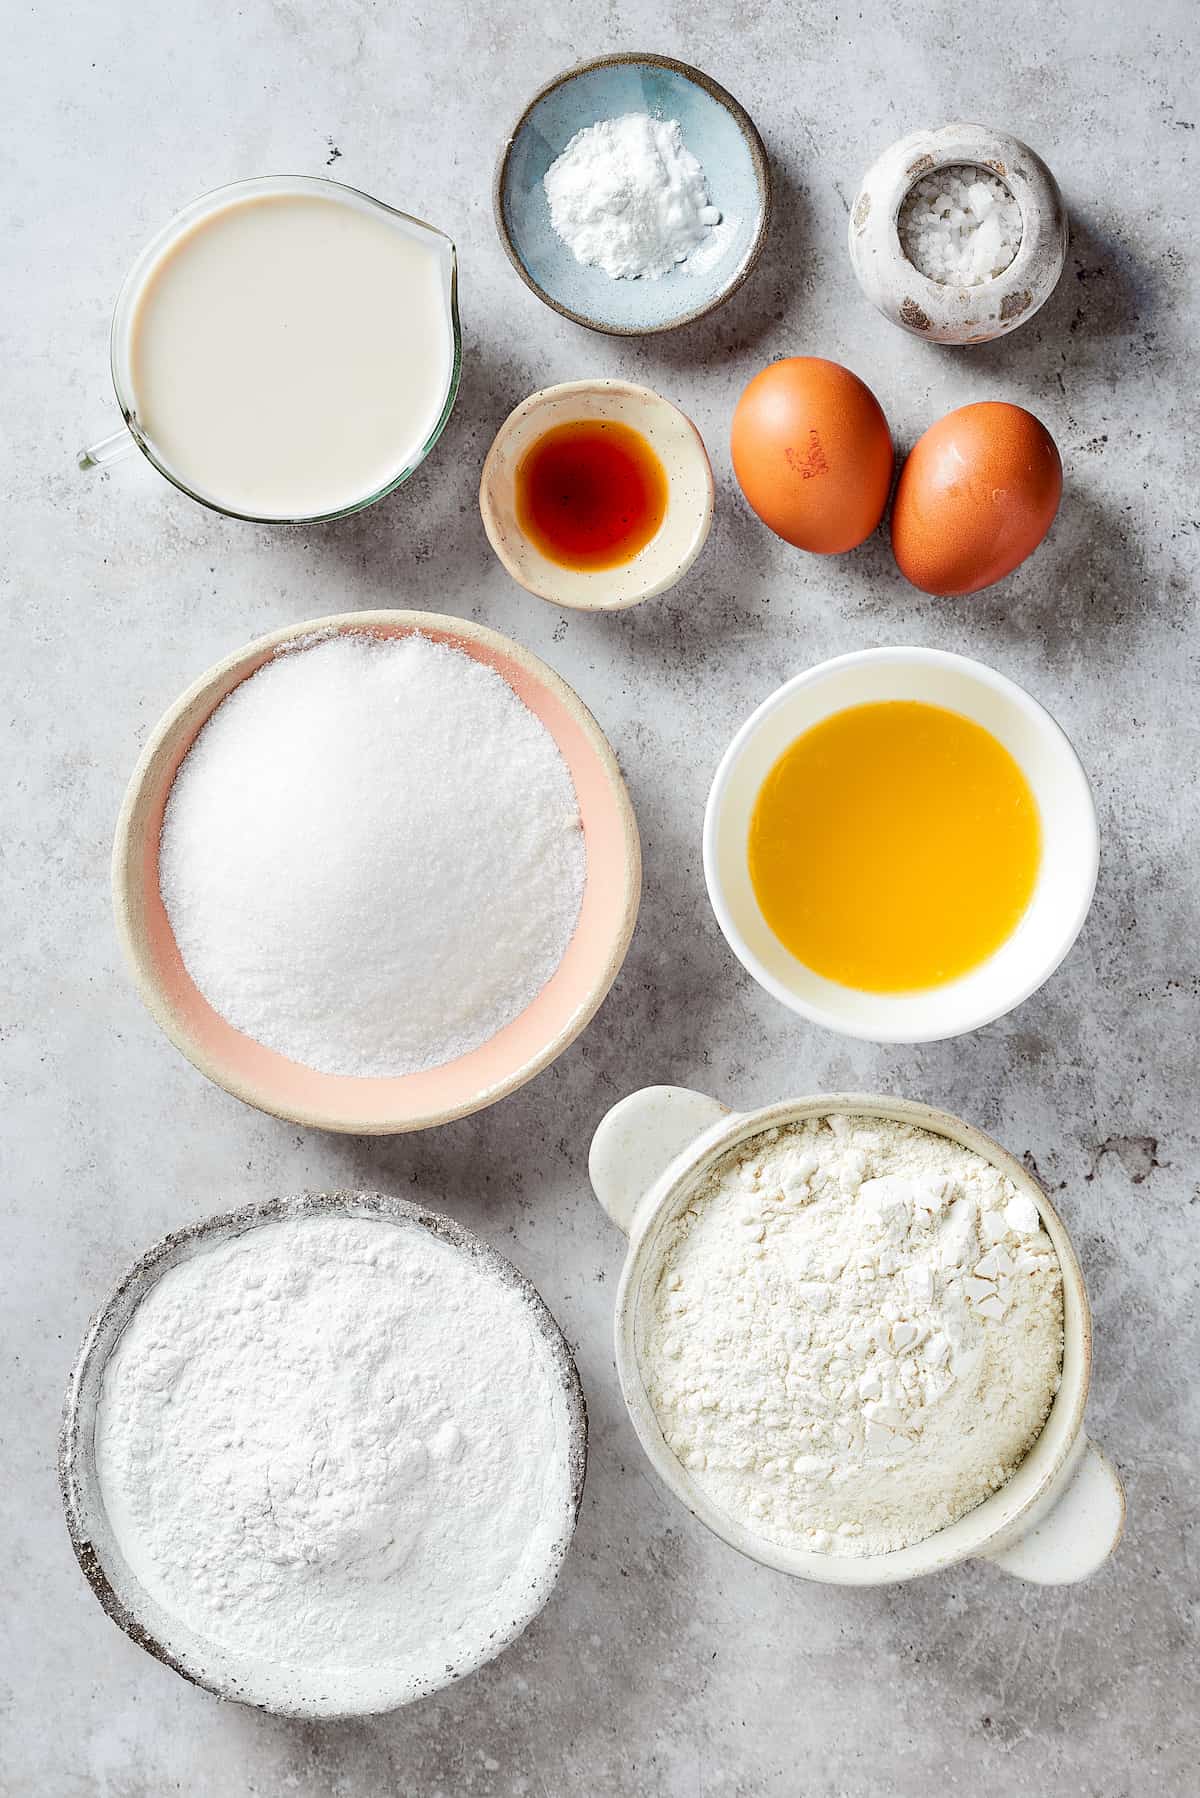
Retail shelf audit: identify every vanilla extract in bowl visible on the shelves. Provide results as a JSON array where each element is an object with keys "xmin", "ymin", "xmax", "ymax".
[{"xmin": 514, "ymin": 417, "xmax": 668, "ymax": 571}]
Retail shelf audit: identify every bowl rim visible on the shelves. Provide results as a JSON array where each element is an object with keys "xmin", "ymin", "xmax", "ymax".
[
  {"xmin": 59, "ymin": 1190, "xmax": 589, "ymax": 1716},
  {"xmin": 492, "ymin": 51, "xmax": 773, "ymax": 337},
  {"xmin": 111, "ymin": 610, "xmax": 642, "ymax": 1132},
  {"xmin": 612, "ymin": 1091, "xmax": 1091, "ymax": 1585},
  {"xmin": 703, "ymin": 645, "xmax": 1099, "ymax": 1043},
  {"xmin": 478, "ymin": 377, "xmax": 716, "ymax": 609}
]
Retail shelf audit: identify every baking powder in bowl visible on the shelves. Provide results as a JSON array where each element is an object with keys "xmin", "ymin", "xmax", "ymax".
[
  {"xmin": 94, "ymin": 1214, "xmax": 577, "ymax": 1701},
  {"xmin": 158, "ymin": 632, "xmax": 585, "ymax": 1077},
  {"xmin": 640, "ymin": 1115, "xmax": 1063, "ymax": 1555},
  {"xmin": 544, "ymin": 114, "xmax": 721, "ymax": 280}
]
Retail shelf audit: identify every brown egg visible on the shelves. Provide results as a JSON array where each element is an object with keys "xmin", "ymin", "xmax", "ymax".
[
  {"xmin": 730, "ymin": 357, "xmax": 894, "ymax": 553},
  {"xmin": 891, "ymin": 402, "xmax": 1062, "ymax": 596}
]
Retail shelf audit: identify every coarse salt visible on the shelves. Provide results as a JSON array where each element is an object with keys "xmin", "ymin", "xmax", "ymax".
[
  {"xmin": 158, "ymin": 632, "xmax": 585, "ymax": 1077},
  {"xmin": 898, "ymin": 164, "xmax": 1022, "ymax": 286}
]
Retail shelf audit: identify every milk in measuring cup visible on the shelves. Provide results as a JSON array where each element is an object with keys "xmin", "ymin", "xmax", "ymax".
[{"xmin": 126, "ymin": 190, "xmax": 455, "ymax": 519}]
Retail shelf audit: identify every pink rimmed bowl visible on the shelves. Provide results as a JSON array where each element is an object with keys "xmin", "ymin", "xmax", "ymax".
[{"xmin": 112, "ymin": 611, "xmax": 641, "ymax": 1133}]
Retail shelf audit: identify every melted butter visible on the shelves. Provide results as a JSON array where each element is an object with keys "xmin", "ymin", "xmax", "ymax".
[{"xmin": 748, "ymin": 700, "xmax": 1041, "ymax": 992}]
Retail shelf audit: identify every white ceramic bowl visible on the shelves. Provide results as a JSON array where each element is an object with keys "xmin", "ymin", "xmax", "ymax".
[
  {"xmin": 590, "ymin": 1085, "xmax": 1124, "ymax": 1587},
  {"xmin": 704, "ymin": 647, "xmax": 1098, "ymax": 1044},
  {"xmin": 479, "ymin": 379, "xmax": 714, "ymax": 610}
]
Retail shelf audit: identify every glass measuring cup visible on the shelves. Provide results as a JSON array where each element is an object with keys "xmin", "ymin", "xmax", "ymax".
[{"xmin": 78, "ymin": 175, "xmax": 462, "ymax": 524}]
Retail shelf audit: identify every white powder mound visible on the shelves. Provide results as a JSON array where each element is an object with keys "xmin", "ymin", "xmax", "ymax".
[
  {"xmin": 95, "ymin": 1216, "xmax": 577, "ymax": 1689},
  {"xmin": 898, "ymin": 165, "xmax": 1022, "ymax": 286},
  {"xmin": 685, "ymin": 211, "xmax": 740, "ymax": 276},
  {"xmin": 544, "ymin": 113, "xmax": 721, "ymax": 280},
  {"xmin": 158, "ymin": 633, "xmax": 586, "ymax": 1077},
  {"xmin": 640, "ymin": 1115, "xmax": 1063, "ymax": 1556}
]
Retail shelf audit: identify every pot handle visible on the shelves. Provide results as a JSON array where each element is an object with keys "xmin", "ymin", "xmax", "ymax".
[
  {"xmin": 982, "ymin": 1436, "xmax": 1125, "ymax": 1584},
  {"xmin": 589, "ymin": 1085, "xmax": 730, "ymax": 1234}
]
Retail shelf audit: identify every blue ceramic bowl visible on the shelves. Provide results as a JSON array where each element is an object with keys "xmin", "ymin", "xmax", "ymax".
[{"xmin": 495, "ymin": 53, "xmax": 771, "ymax": 336}]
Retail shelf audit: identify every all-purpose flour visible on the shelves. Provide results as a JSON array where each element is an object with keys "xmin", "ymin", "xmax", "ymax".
[
  {"xmin": 95, "ymin": 1215, "xmax": 576, "ymax": 1694},
  {"xmin": 641, "ymin": 1116, "xmax": 1063, "ymax": 1555},
  {"xmin": 158, "ymin": 633, "xmax": 585, "ymax": 1078}
]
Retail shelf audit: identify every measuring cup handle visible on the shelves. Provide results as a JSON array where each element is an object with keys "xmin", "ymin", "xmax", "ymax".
[
  {"xmin": 589, "ymin": 1086, "xmax": 731, "ymax": 1235},
  {"xmin": 982, "ymin": 1436, "xmax": 1125, "ymax": 1584},
  {"xmin": 77, "ymin": 426, "xmax": 135, "ymax": 472}
]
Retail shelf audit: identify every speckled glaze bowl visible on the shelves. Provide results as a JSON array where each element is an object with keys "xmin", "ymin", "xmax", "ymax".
[
  {"xmin": 590, "ymin": 1086, "xmax": 1124, "ymax": 1587},
  {"xmin": 60, "ymin": 1191, "xmax": 589, "ymax": 1718},
  {"xmin": 494, "ymin": 53, "xmax": 771, "ymax": 335},
  {"xmin": 480, "ymin": 379, "xmax": 714, "ymax": 609},
  {"xmin": 849, "ymin": 123, "xmax": 1067, "ymax": 344},
  {"xmin": 112, "ymin": 611, "xmax": 641, "ymax": 1132}
]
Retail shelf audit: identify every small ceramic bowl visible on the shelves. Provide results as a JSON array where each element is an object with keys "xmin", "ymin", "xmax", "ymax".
[
  {"xmin": 589, "ymin": 1085, "xmax": 1124, "ymax": 1587},
  {"xmin": 849, "ymin": 122, "xmax": 1067, "ymax": 344},
  {"xmin": 704, "ymin": 647, "xmax": 1098, "ymax": 1043},
  {"xmin": 479, "ymin": 379, "xmax": 714, "ymax": 610},
  {"xmin": 494, "ymin": 53, "xmax": 771, "ymax": 335},
  {"xmin": 60, "ymin": 1191, "xmax": 589, "ymax": 1716},
  {"xmin": 112, "ymin": 611, "xmax": 641, "ymax": 1132}
]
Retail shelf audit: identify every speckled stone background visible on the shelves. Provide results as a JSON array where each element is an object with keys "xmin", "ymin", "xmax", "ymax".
[{"xmin": 4, "ymin": 1, "xmax": 1197, "ymax": 1793}]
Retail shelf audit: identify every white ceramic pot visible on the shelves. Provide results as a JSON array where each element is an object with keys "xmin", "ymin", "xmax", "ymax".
[
  {"xmin": 848, "ymin": 122, "xmax": 1067, "ymax": 344},
  {"xmin": 590, "ymin": 1085, "xmax": 1124, "ymax": 1586},
  {"xmin": 704, "ymin": 647, "xmax": 1098, "ymax": 1044}
]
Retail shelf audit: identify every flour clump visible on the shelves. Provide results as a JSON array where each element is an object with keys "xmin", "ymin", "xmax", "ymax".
[
  {"xmin": 640, "ymin": 1115, "xmax": 1063, "ymax": 1555},
  {"xmin": 544, "ymin": 113, "xmax": 721, "ymax": 280},
  {"xmin": 94, "ymin": 1213, "xmax": 577, "ymax": 1701}
]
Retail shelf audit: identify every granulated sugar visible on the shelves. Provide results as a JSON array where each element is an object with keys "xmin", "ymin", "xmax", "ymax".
[
  {"xmin": 641, "ymin": 1114, "xmax": 1063, "ymax": 1556},
  {"xmin": 159, "ymin": 633, "xmax": 585, "ymax": 1077},
  {"xmin": 898, "ymin": 165, "xmax": 1022, "ymax": 286},
  {"xmin": 94, "ymin": 1214, "xmax": 577, "ymax": 1697}
]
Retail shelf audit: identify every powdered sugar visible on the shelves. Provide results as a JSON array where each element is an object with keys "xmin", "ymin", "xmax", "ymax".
[
  {"xmin": 544, "ymin": 113, "xmax": 721, "ymax": 280},
  {"xmin": 94, "ymin": 1214, "xmax": 577, "ymax": 1697},
  {"xmin": 640, "ymin": 1115, "xmax": 1063, "ymax": 1556},
  {"xmin": 158, "ymin": 632, "xmax": 585, "ymax": 1077}
]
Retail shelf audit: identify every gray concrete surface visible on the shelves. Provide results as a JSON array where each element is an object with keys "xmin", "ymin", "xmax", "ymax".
[{"xmin": 3, "ymin": 1, "xmax": 1197, "ymax": 1792}]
